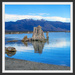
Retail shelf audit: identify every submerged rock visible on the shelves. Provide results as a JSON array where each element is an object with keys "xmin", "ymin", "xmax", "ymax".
[
  {"xmin": 5, "ymin": 47, "xmax": 16, "ymax": 52},
  {"xmin": 7, "ymin": 40, "xmax": 18, "ymax": 42}
]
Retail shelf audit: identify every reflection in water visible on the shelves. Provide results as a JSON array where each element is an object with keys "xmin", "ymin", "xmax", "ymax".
[
  {"xmin": 45, "ymin": 39, "xmax": 70, "ymax": 49},
  {"xmin": 22, "ymin": 42, "xmax": 28, "ymax": 46},
  {"xmin": 22, "ymin": 41, "xmax": 46, "ymax": 54},
  {"xmin": 31, "ymin": 41, "xmax": 45, "ymax": 54},
  {"xmin": 22, "ymin": 37, "xmax": 49, "ymax": 54},
  {"xmin": 6, "ymin": 35, "xmax": 49, "ymax": 54},
  {"xmin": 46, "ymin": 37, "xmax": 49, "ymax": 44},
  {"xmin": 5, "ymin": 32, "xmax": 70, "ymax": 66},
  {"xmin": 5, "ymin": 51, "xmax": 16, "ymax": 57}
]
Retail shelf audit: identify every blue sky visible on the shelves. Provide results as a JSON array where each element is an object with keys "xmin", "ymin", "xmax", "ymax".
[{"xmin": 5, "ymin": 4, "xmax": 70, "ymax": 22}]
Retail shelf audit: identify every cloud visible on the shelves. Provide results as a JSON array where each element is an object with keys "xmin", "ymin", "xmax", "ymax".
[
  {"xmin": 5, "ymin": 14, "xmax": 70, "ymax": 22},
  {"xmin": 37, "ymin": 13, "xmax": 50, "ymax": 15},
  {"xmin": 28, "ymin": 13, "xmax": 50, "ymax": 16}
]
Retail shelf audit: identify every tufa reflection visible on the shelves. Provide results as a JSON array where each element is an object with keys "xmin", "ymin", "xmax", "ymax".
[
  {"xmin": 31, "ymin": 41, "xmax": 45, "ymax": 54},
  {"xmin": 22, "ymin": 39, "xmax": 49, "ymax": 54}
]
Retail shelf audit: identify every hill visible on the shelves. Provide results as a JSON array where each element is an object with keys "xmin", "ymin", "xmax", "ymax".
[{"xmin": 5, "ymin": 19, "xmax": 70, "ymax": 32}]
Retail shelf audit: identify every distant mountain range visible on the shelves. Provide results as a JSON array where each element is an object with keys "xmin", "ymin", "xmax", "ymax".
[{"xmin": 5, "ymin": 19, "xmax": 70, "ymax": 32}]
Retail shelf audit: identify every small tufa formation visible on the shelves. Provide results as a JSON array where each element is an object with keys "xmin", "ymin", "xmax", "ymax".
[
  {"xmin": 22, "ymin": 36, "xmax": 28, "ymax": 42},
  {"xmin": 46, "ymin": 31, "xmax": 49, "ymax": 38},
  {"xmin": 22, "ymin": 36, "xmax": 32, "ymax": 42},
  {"xmin": 5, "ymin": 47, "xmax": 16, "ymax": 52},
  {"xmin": 32, "ymin": 25, "xmax": 45, "ymax": 41}
]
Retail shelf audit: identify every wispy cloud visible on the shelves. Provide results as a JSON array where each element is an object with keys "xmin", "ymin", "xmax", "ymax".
[
  {"xmin": 28, "ymin": 13, "xmax": 50, "ymax": 16},
  {"xmin": 37, "ymin": 13, "xmax": 50, "ymax": 15},
  {"xmin": 5, "ymin": 14, "xmax": 70, "ymax": 22}
]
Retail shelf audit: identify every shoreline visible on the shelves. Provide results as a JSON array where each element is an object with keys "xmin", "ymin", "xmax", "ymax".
[
  {"xmin": 5, "ymin": 31, "xmax": 70, "ymax": 34},
  {"xmin": 5, "ymin": 57, "xmax": 70, "ymax": 70}
]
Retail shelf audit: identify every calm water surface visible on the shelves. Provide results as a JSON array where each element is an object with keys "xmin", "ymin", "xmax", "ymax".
[{"xmin": 5, "ymin": 32, "xmax": 70, "ymax": 67}]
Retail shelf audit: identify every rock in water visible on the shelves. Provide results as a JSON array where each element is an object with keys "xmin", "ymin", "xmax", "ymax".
[
  {"xmin": 5, "ymin": 47, "xmax": 16, "ymax": 52},
  {"xmin": 22, "ymin": 36, "xmax": 28, "ymax": 42},
  {"xmin": 32, "ymin": 25, "xmax": 45, "ymax": 41}
]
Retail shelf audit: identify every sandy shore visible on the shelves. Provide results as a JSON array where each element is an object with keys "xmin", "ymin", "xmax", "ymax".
[{"xmin": 5, "ymin": 57, "xmax": 70, "ymax": 70}]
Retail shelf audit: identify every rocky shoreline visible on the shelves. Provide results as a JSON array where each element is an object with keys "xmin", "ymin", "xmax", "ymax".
[{"xmin": 5, "ymin": 57, "xmax": 70, "ymax": 70}]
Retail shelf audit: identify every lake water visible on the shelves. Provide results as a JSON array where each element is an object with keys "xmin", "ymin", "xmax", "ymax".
[{"xmin": 5, "ymin": 32, "xmax": 70, "ymax": 67}]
